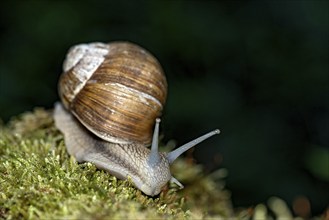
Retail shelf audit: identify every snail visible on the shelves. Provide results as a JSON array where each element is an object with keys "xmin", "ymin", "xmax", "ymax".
[{"xmin": 53, "ymin": 41, "xmax": 220, "ymax": 196}]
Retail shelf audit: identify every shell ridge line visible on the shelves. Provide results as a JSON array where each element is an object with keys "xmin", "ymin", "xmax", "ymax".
[{"xmin": 104, "ymin": 82, "xmax": 163, "ymax": 108}]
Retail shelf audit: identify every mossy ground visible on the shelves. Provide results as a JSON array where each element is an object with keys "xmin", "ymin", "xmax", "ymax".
[
  {"xmin": 1, "ymin": 108, "xmax": 326, "ymax": 219},
  {"xmin": 0, "ymin": 108, "xmax": 234, "ymax": 219}
]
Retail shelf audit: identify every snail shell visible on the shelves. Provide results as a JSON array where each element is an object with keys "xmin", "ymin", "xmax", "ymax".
[{"xmin": 58, "ymin": 42, "xmax": 167, "ymax": 145}]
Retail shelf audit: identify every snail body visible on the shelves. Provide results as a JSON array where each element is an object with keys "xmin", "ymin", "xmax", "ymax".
[{"xmin": 54, "ymin": 41, "xmax": 220, "ymax": 196}]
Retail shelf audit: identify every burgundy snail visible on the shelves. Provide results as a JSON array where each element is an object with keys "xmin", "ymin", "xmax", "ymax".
[{"xmin": 53, "ymin": 42, "xmax": 220, "ymax": 196}]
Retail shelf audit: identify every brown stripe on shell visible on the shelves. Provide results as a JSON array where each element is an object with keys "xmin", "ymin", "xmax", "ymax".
[
  {"xmin": 93, "ymin": 57, "xmax": 167, "ymax": 105},
  {"xmin": 58, "ymin": 68, "xmax": 83, "ymax": 109}
]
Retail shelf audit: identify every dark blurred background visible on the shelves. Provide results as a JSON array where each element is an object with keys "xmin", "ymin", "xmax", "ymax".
[{"xmin": 0, "ymin": 0, "xmax": 328, "ymax": 215}]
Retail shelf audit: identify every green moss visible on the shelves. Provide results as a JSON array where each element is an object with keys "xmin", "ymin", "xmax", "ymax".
[
  {"xmin": 1, "ymin": 108, "xmax": 327, "ymax": 219},
  {"xmin": 0, "ymin": 108, "xmax": 233, "ymax": 219}
]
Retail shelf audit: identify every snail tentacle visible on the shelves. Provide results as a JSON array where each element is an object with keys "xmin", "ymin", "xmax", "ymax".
[
  {"xmin": 170, "ymin": 176, "xmax": 184, "ymax": 189},
  {"xmin": 148, "ymin": 118, "xmax": 161, "ymax": 165},
  {"xmin": 166, "ymin": 129, "xmax": 220, "ymax": 164}
]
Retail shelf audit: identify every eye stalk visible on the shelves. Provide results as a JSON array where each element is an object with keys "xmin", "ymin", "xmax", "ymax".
[
  {"xmin": 147, "ymin": 118, "xmax": 220, "ymax": 190},
  {"xmin": 167, "ymin": 129, "xmax": 220, "ymax": 164},
  {"xmin": 148, "ymin": 118, "xmax": 161, "ymax": 165}
]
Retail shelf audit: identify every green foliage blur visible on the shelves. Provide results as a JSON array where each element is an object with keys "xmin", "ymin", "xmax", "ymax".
[{"xmin": 0, "ymin": 0, "xmax": 328, "ymax": 215}]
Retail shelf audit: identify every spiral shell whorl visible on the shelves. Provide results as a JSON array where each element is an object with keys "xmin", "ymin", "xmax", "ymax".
[
  {"xmin": 59, "ymin": 43, "xmax": 110, "ymax": 108},
  {"xmin": 58, "ymin": 42, "xmax": 167, "ymax": 145}
]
